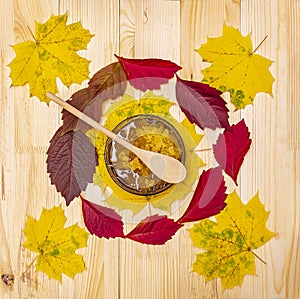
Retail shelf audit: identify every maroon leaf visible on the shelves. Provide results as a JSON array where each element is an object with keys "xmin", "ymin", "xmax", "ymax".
[
  {"xmin": 213, "ymin": 119, "xmax": 251, "ymax": 185},
  {"xmin": 125, "ymin": 215, "xmax": 182, "ymax": 245},
  {"xmin": 81, "ymin": 197, "xmax": 124, "ymax": 238},
  {"xmin": 46, "ymin": 126, "xmax": 97, "ymax": 205},
  {"xmin": 177, "ymin": 167, "xmax": 227, "ymax": 224},
  {"xmin": 176, "ymin": 75, "xmax": 230, "ymax": 130},
  {"xmin": 115, "ymin": 55, "xmax": 181, "ymax": 91},
  {"xmin": 88, "ymin": 61, "xmax": 127, "ymax": 99},
  {"xmin": 62, "ymin": 62, "xmax": 127, "ymax": 134},
  {"xmin": 61, "ymin": 88, "xmax": 100, "ymax": 134}
]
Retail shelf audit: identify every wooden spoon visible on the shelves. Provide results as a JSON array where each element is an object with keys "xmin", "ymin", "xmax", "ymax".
[{"xmin": 46, "ymin": 92, "xmax": 187, "ymax": 184}]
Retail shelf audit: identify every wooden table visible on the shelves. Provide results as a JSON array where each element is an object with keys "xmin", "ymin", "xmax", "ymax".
[{"xmin": 0, "ymin": 1, "xmax": 299, "ymax": 298}]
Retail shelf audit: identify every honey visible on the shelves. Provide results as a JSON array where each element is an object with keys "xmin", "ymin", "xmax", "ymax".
[{"xmin": 104, "ymin": 115, "xmax": 185, "ymax": 196}]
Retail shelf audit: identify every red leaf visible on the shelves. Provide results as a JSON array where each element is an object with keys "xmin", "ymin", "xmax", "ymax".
[
  {"xmin": 213, "ymin": 119, "xmax": 252, "ymax": 185},
  {"xmin": 176, "ymin": 76, "xmax": 230, "ymax": 130},
  {"xmin": 81, "ymin": 197, "xmax": 124, "ymax": 238},
  {"xmin": 46, "ymin": 127, "xmax": 97, "ymax": 205},
  {"xmin": 115, "ymin": 55, "xmax": 181, "ymax": 91},
  {"xmin": 125, "ymin": 215, "xmax": 182, "ymax": 245},
  {"xmin": 62, "ymin": 62, "xmax": 126, "ymax": 134},
  {"xmin": 177, "ymin": 167, "xmax": 227, "ymax": 224}
]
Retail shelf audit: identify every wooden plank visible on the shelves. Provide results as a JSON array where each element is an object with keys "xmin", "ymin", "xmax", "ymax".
[
  {"xmin": 121, "ymin": 0, "xmax": 180, "ymax": 61},
  {"xmin": 287, "ymin": 0, "xmax": 300, "ymax": 150},
  {"xmin": 0, "ymin": 1, "xmax": 61, "ymax": 298},
  {"xmin": 179, "ymin": 1, "xmax": 240, "ymax": 296},
  {"xmin": 239, "ymin": 1, "xmax": 300, "ymax": 299},
  {"xmin": 57, "ymin": 1, "xmax": 120, "ymax": 299}
]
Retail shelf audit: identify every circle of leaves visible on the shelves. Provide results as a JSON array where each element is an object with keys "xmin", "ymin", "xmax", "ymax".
[{"xmin": 46, "ymin": 55, "xmax": 251, "ymax": 245}]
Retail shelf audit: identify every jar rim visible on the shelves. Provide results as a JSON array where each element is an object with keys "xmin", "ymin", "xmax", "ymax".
[{"xmin": 104, "ymin": 114, "xmax": 186, "ymax": 196}]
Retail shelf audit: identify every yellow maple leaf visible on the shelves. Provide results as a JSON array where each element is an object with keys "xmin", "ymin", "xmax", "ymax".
[
  {"xmin": 9, "ymin": 13, "xmax": 93, "ymax": 103},
  {"xmin": 196, "ymin": 24, "xmax": 274, "ymax": 109},
  {"xmin": 23, "ymin": 206, "xmax": 89, "ymax": 282},
  {"xmin": 189, "ymin": 191, "xmax": 276, "ymax": 290}
]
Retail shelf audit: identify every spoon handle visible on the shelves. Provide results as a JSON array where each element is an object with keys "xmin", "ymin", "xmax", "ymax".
[{"xmin": 46, "ymin": 92, "xmax": 133, "ymax": 151}]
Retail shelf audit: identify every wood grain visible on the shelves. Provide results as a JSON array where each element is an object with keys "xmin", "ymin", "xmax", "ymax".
[
  {"xmin": 287, "ymin": 0, "xmax": 300, "ymax": 150},
  {"xmin": 0, "ymin": 0, "xmax": 299, "ymax": 298}
]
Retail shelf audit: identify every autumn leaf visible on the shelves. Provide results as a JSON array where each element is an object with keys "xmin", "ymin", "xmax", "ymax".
[
  {"xmin": 62, "ymin": 62, "xmax": 127, "ymax": 134},
  {"xmin": 196, "ymin": 24, "xmax": 274, "ymax": 109},
  {"xmin": 178, "ymin": 167, "xmax": 227, "ymax": 224},
  {"xmin": 116, "ymin": 55, "xmax": 181, "ymax": 91},
  {"xmin": 189, "ymin": 191, "xmax": 276, "ymax": 290},
  {"xmin": 176, "ymin": 75, "xmax": 230, "ymax": 130},
  {"xmin": 81, "ymin": 197, "xmax": 124, "ymax": 238},
  {"xmin": 46, "ymin": 126, "xmax": 97, "ymax": 205},
  {"xmin": 125, "ymin": 215, "xmax": 182, "ymax": 245},
  {"xmin": 88, "ymin": 61, "xmax": 127, "ymax": 100},
  {"xmin": 9, "ymin": 13, "xmax": 92, "ymax": 103},
  {"xmin": 23, "ymin": 206, "xmax": 89, "ymax": 282},
  {"xmin": 213, "ymin": 119, "xmax": 252, "ymax": 184},
  {"xmin": 61, "ymin": 88, "xmax": 100, "ymax": 134}
]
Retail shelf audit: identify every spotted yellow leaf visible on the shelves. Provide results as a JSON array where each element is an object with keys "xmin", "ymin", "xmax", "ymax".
[
  {"xmin": 189, "ymin": 191, "xmax": 276, "ymax": 290},
  {"xmin": 9, "ymin": 13, "xmax": 93, "ymax": 103},
  {"xmin": 23, "ymin": 206, "xmax": 89, "ymax": 282},
  {"xmin": 196, "ymin": 24, "xmax": 274, "ymax": 109}
]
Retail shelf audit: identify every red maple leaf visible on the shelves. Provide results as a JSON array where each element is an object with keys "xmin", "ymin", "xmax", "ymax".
[
  {"xmin": 46, "ymin": 127, "xmax": 97, "ymax": 205},
  {"xmin": 177, "ymin": 167, "xmax": 227, "ymax": 224},
  {"xmin": 125, "ymin": 215, "xmax": 182, "ymax": 245},
  {"xmin": 213, "ymin": 119, "xmax": 252, "ymax": 185},
  {"xmin": 176, "ymin": 75, "xmax": 230, "ymax": 130},
  {"xmin": 81, "ymin": 197, "xmax": 124, "ymax": 238},
  {"xmin": 115, "ymin": 55, "xmax": 181, "ymax": 91}
]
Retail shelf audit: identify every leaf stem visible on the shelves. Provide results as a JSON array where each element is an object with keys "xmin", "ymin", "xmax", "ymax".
[
  {"xmin": 251, "ymin": 250, "xmax": 267, "ymax": 265},
  {"xmin": 194, "ymin": 148, "xmax": 212, "ymax": 152},
  {"xmin": 26, "ymin": 25, "xmax": 36, "ymax": 41},
  {"xmin": 146, "ymin": 196, "xmax": 152, "ymax": 216},
  {"xmin": 20, "ymin": 255, "xmax": 38, "ymax": 281},
  {"xmin": 252, "ymin": 35, "xmax": 268, "ymax": 54},
  {"xmin": 148, "ymin": 203, "xmax": 152, "ymax": 216}
]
